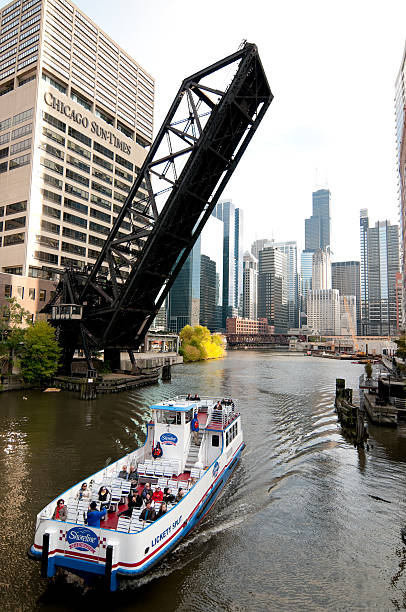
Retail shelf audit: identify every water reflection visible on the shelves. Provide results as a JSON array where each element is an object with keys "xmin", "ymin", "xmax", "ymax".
[{"xmin": 1, "ymin": 354, "xmax": 406, "ymax": 609}]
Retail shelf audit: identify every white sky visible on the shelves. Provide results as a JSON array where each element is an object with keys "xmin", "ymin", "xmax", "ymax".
[{"xmin": 5, "ymin": 0, "xmax": 406, "ymax": 262}]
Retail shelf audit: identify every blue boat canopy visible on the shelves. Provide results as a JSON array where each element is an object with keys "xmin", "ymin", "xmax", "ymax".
[{"xmin": 150, "ymin": 403, "xmax": 197, "ymax": 412}]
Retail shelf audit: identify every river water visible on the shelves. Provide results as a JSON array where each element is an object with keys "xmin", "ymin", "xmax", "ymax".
[{"xmin": 1, "ymin": 352, "xmax": 406, "ymax": 611}]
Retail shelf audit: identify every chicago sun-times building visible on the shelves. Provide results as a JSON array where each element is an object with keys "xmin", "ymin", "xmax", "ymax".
[{"xmin": 0, "ymin": 0, "xmax": 154, "ymax": 319}]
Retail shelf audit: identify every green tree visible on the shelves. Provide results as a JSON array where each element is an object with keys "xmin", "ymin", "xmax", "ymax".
[
  {"xmin": 0, "ymin": 298, "xmax": 31, "ymax": 374},
  {"xmin": 20, "ymin": 321, "xmax": 61, "ymax": 385},
  {"xmin": 395, "ymin": 334, "xmax": 406, "ymax": 361}
]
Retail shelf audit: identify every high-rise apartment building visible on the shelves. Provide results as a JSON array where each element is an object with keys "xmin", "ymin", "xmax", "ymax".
[
  {"xmin": 251, "ymin": 237, "xmax": 271, "ymax": 259},
  {"xmin": 312, "ymin": 248, "xmax": 331, "ymax": 291},
  {"xmin": 395, "ymin": 48, "xmax": 406, "ymax": 329},
  {"xmin": 359, "ymin": 210, "xmax": 400, "ymax": 335},
  {"xmin": 273, "ymin": 240, "xmax": 299, "ymax": 328},
  {"xmin": 258, "ymin": 246, "xmax": 288, "ymax": 333},
  {"xmin": 300, "ymin": 248, "xmax": 313, "ymax": 316},
  {"xmin": 168, "ymin": 238, "xmax": 200, "ymax": 333},
  {"xmin": 242, "ymin": 250, "xmax": 257, "ymax": 320},
  {"xmin": 0, "ymin": 0, "xmax": 154, "ymax": 318},
  {"xmin": 305, "ymin": 189, "xmax": 331, "ymax": 251},
  {"xmin": 332, "ymin": 261, "xmax": 361, "ymax": 334}
]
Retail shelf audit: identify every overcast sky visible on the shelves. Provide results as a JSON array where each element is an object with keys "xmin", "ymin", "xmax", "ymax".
[{"xmin": 5, "ymin": 0, "xmax": 406, "ymax": 261}]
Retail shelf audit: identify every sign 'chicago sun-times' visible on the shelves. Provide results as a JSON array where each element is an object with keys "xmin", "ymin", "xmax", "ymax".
[{"xmin": 44, "ymin": 92, "xmax": 132, "ymax": 156}]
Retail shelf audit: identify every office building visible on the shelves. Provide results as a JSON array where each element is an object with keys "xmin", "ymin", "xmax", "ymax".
[
  {"xmin": 359, "ymin": 210, "xmax": 400, "ymax": 335},
  {"xmin": 235, "ymin": 207, "xmax": 243, "ymax": 315},
  {"xmin": 305, "ymin": 189, "xmax": 331, "ymax": 251},
  {"xmin": 332, "ymin": 261, "xmax": 361, "ymax": 334},
  {"xmin": 258, "ymin": 246, "xmax": 288, "ymax": 333},
  {"xmin": 226, "ymin": 316, "xmax": 271, "ymax": 335},
  {"xmin": 307, "ymin": 289, "xmax": 340, "ymax": 335},
  {"xmin": 168, "ymin": 214, "xmax": 223, "ymax": 333},
  {"xmin": 273, "ymin": 240, "xmax": 299, "ymax": 328},
  {"xmin": 212, "ymin": 199, "xmax": 242, "ymax": 326},
  {"xmin": 251, "ymin": 237, "xmax": 272, "ymax": 259},
  {"xmin": 300, "ymin": 248, "xmax": 314, "ymax": 317},
  {"xmin": 242, "ymin": 250, "xmax": 257, "ymax": 320},
  {"xmin": 0, "ymin": 0, "xmax": 154, "ymax": 320},
  {"xmin": 312, "ymin": 248, "xmax": 331, "ymax": 290}
]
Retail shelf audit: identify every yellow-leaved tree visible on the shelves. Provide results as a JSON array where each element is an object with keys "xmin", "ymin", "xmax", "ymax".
[{"xmin": 179, "ymin": 325, "xmax": 225, "ymax": 362}]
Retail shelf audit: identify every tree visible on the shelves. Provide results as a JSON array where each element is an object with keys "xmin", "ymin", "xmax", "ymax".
[
  {"xmin": 20, "ymin": 321, "xmax": 61, "ymax": 385},
  {"xmin": 0, "ymin": 298, "xmax": 31, "ymax": 374},
  {"xmin": 179, "ymin": 325, "xmax": 225, "ymax": 362},
  {"xmin": 395, "ymin": 334, "xmax": 406, "ymax": 361}
]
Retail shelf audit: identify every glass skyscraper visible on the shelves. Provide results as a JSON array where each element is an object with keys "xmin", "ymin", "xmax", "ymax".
[
  {"xmin": 273, "ymin": 241, "xmax": 299, "ymax": 328},
  {"xmin": 258, "ymin": 246, "xmax": 288, "ymax": 333},
  {"xmin": 359, "ymin": 209, "xmax": 400, "ymax": 335},
  {"xmin": 332, "ymin": 261, "xmax": 361, "ymax": 334}
]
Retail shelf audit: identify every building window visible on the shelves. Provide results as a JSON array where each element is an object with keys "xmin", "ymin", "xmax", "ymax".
[
  {"xmin": 4, "ymin": 216, "xmax": 25, "ymax": 231},
  {"xmin": 9, "ymin": 154, "xmax": 30, "ymax": 170},
  {"xmin": 6, "ymin": 201, "xmax": 27, "ymax": 215},
  {"xmin": 64, "ymin": 197, "xmax": 88, "ymax": 215},
  {"xmin": 66, "ymin": 154, "xmax": 89, "ymax": 173},
  {"xmin": 42, "ymin": 126, "xmax": 65, "ymax": 146},
  {"xmin": 43, "ymin": 112, "xmax": 66, "ymax": 133},
  {"xmin": 67, "ymin": 139, "xmax": 91, "ymax": 160},
  {"xmin": 4, "ymin": 284, "xmax": 12, "ymax": 297},
  {"xmin": 70, "ymin": 89, "xmax": 92, "ymax": 110},
  {"xmin": 41, "ymin": 157, "xmax": 63, "ymax": 175},
  {"xmin": 34, "ymin": 251, "xmax": 58, "ymax": 264},
  {"xmin": 93, "ymin": 153, "xmax": 113, "ymax": 172},
  {"xmin": 65, "ymin": 183, "xmax": 89, "ymax": 201},
  {"xmin": 39, "ymin": 289, "xmax": 46, "ymax": 301},
  {"xmin": 16, "ymin": 286, "xmax": 24, "ymax": 299},
  {"xmin": 12, "ymin": 108, "xmax": 34, "ymax": 126},
  {"xmin": 93, "ymin": 140, "xmax": 113, "ymax": 160},
  {"xmin": 68, "ymin": 126, "xmax": 91, "ymax": 147},
  {"xmin": 115, "ymin": 153, "xmax": 133, "ymax": 171},
  {"xmin": 42, "ymin": 71, "xmax": 67, "ymax": 93},
  {"xmin": 63, "ymin": 212, "xmax": 87, "ymax": 229},
  {"xmin": 90, "ymin": 194, "xmax": 111, "ymax": 211},
  {"xmin": 41, "ymin": 189, "xmax": 62, "ymax": 205}
]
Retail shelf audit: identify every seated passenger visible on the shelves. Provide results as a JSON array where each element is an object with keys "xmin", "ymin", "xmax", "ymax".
[
  {"xmin": 128, "ymin": 465, "xmax": 138, "ymax": 483},
  {"xmin": 155, "ymin": 502, "xmax": 167, "ymax": 520},
  {"xmin": 142, "ymin": 482, "xmax": 153, "ymax": 499},
  {"xmin": 152, "ymin": 486, "xmax": 163, "ymax": 503},
  {"xmin": 175, "ymin": 488, "xmax": 185, "ymax": 503},
  {"xmin": 118, "ymin": 465, "xmax": 128, "ymax": 479},
  {"xmin": 75, "ymin": 482, "xmax": 91, "ymax": 501},
  {"xmin": 163, "ymin": 487, "xmax": 175, "ymax": 505},
  {"xmin": 87, "ymin": 501, "xmax": 107, "ymax": 527},
  {"xmin": 186, "ymin": 393, "xmax": 192, "ymax": 400},
  {"xmin": 118, "ymin": 491, "xmax": 141, "ymax": 517},
  {"xmin": 98, "ymin": 486, "xmax": 110, "ymax": 509},
  {"xmin": 52, "ymin": 498, "xmax": 67, "ymax": 521},
  {"xmin": 139, "ymin": 501, "xmax": 156, "ymax": 523},
  {"xmin": 143, "ymin": 493, "xmax": 153, "ymax": 507},
  {"xmin": 193, "ymin": 394, "xmax": 200, "ymax": 400}
]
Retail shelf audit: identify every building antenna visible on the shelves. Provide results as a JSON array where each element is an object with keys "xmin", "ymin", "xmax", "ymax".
[{"xmin": 315, "ymin": 167, "xmax": 319, "ymax": 189}]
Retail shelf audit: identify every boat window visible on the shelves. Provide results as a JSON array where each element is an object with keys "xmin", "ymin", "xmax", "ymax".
[
  {"xmin": 155, "ymin": 410, "xmax": 178, "ymax": 424},
  {"xmin": 211, "ymin": 434, "xmax": 219, "ymax": 447}
]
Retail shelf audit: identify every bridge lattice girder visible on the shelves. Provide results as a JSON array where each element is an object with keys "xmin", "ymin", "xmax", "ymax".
[{"xmin": 45, "ymin": 43, "xmax": 273, "ymax": 357}]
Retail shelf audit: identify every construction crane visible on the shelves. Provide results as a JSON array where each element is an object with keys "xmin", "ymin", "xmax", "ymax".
[{"xmin": 42, "ymin": 43, "xmax": 273, "ymax": 372}]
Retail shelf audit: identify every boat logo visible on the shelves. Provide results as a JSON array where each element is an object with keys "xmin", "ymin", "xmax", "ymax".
[
  {"xmin": 66, "ymin": 526, "xmax": 99, "ymax": 553},
  {"xmin": 213, "ymin": 461, "xmax": 220, "ymax": 478},
  {"xmin": 160, "ymin": 433, "xmax": 178, "ymax": 446}
]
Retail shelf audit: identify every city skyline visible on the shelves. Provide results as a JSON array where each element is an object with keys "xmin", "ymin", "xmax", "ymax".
[{"xmin": 53, "ymin": 0, "xmax": 406, "ymax": 261}]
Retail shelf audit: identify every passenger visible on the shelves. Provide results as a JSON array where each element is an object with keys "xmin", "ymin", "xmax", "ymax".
[
  {"xmin": 152, "ymin": 441, "xmax": 163, "ymax": 459},
  {"xmin": 128, "ymin": 465, "xmax": 138, "ymax": 484},
  {"xmin": 191, "ymin": 411, "xmax": 200, "ymax": 445},
  {"xmin": 175, "ymin": 488, "xmax": 185, "ymax": 503},
  {"xmin": 143, "ymin": 493, "xmax": 153, "ymax": 507},
  {"xmin": 98, "ymin": 486, "xmax": 110, "ymax": 510},
  {"xmin": 139, "ymin": 501, "xmax": 156, "ymax": 523},
  {"xmin": 87, "ymin": 501, "xmax": 107, "ymax": 527},
  {"xmin": 163, "ymin": 487, "xmax": 175, "ymax": 505},
  {"xmin": 75, "ymin": 482, "xmax": 91, "ymax": 501},
  {"xmin": 193, "ymin": 393, "xmax": 200, "ymax": 400},
  {"xmin": 118, "ymin": 491, "xmax": 141, "ymax": 517},
  {"xmin": 215, "ymin": 401, "xmax": 222, "ymax": 410},
  {"xmin": 152, "ymin": 486, "xmax": 163, "ymax": 503},
  {"xmin": 186, "ymin": 393, "xmax": 192, "ymax": 400},
  {"xmin": 52, "ymin": 498, "xmax": 67, "ymax": 521},
  {"xmin": 118, "ymin": 465, "xmax": 128, "ymax": 479},
  {"xmin": 142, "ymin": 482, "xmax": 153, "ymax": 499},
  {"xmin": 155, "ymin": 502, "xmax": 167, "ymax": 520}
]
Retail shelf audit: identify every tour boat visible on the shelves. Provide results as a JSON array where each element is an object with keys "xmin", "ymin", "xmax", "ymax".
[{"xmin": 28, "ymin": 396, "xmax": 244, "ymax": 590}]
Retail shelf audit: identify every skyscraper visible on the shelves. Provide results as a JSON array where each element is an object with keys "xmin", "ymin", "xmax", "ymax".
[
  {"xmin": 359, "ymin": 210, "xmax": 400, "ymax": 335},
  {"xmin": 235, "ymin": 207, "xmax": 244, "ymax": 315},
  {"xmin": 0, "ymin": 0, "xmax": 154, "ymax": 319},
  {"xmin": 258, "ymin": 246, "xmax": 288, "ymax": 333},
  {"xmin": 312, "ymin": 248, "xmax": 331, "ymax": 290},
  {"xmin": 273, "ymin": 240, "xmax": 299, "ymax": 328},
  {"xmin": 395, "ymin": 48, "xmax": 406, "ymax": 329},
  {"xmin": 168, "ymin": 237, "xmax": 200, "ymax": 333},
  {"xmin": 212, "ymin": 199, "xmax": 243, "ymax": 326},
  {"xmin": 251, "ymin": 238, "xmax": 272, "ymax": 259},
  {"xmin": 307, "ymin": 289, "xmax": 340, "ymax": 335},
  {"xmin": 242, "ymin": 250, "xmax": 257, "ymax": 320},
  {"xmin": 332, "ymin": 261, "xmax": 361, "ymax": 334},
  {"xmin": 305, "ymin": 189, "xmax": 331, "ymax": 250}
]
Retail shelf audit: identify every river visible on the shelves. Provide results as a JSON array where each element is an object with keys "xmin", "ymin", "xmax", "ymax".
[{"xmin": 1, "ymin": 352, "xmax": 406, "ymax": 611}]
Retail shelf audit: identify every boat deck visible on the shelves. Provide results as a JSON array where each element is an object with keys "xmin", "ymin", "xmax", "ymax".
[{"xmin": 101, "ymin": 472, "xmax": 190, "ymax": 531}]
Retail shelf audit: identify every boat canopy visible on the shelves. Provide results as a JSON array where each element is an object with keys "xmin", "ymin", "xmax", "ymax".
[{"xmin": 150, "ymin": 402, "xmax": 198, "ymax": 412}]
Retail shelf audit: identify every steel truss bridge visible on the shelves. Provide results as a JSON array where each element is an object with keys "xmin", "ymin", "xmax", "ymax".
[
  {"xmin": 43, "ymin": 43, "xmax": 272, "ymax": 372},
  {"xmin": 226, "ymin": 334, "xmax": 308, "ymax": 349}
]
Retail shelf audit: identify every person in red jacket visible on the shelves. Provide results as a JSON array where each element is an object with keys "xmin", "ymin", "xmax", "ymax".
[{"xmin": 152, "ymin": 486, "xmax": 163, "ymax": 503}]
